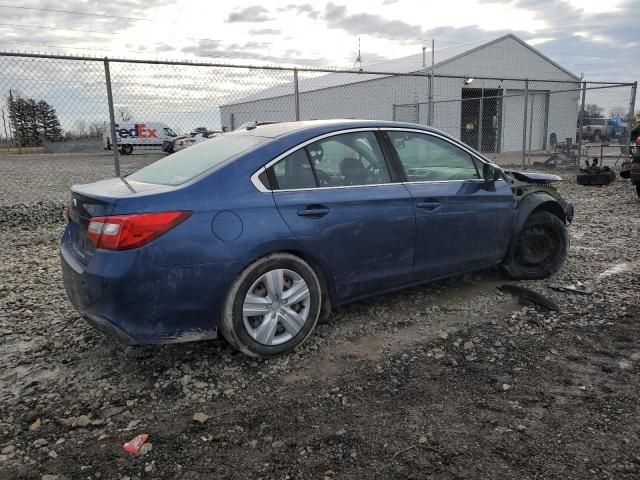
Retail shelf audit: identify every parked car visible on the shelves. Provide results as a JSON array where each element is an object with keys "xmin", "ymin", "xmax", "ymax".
[
  {"xmin": 580, "ymin": 117, "xmax": 626, "ymax": 142},
  {"xmin": 163, "ymin": 131, "xmax": 217, "ymax": 154},
  {"xmin": 104, "ymin": 121, "xmax": 177, "ymax": 155},
  {"xmin": 61, "ymin": 120, "xmax": 573, "ymax": 358},
  {"xmin": 235, "ymin": 120, "xmax": 279, "ymax": 130}
]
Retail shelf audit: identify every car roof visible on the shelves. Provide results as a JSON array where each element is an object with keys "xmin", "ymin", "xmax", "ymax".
[{"xmin": 239, "ymin": 119, "xmax": 434, "ymax": 139}]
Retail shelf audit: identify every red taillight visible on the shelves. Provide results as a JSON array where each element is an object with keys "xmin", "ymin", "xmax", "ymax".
[
  {"xmin": 87, "ymin": 211, "xmax": 191, "ymax": 250},
  {"xmin": 631, "ymin": 168, "xmax": 640, "ymax": 174},
  {"xmin": 586, "ymin": 126, "xmax": 592, "ymax": 131}
]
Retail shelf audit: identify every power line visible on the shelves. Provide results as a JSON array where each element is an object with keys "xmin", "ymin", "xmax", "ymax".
[
  {"xmin": 0, "ymin": 22, "xmax": 113, "ymax": 35},
  {"xmin": 0, "ymin": 4, "xmax": 166, "ymax": 23}
]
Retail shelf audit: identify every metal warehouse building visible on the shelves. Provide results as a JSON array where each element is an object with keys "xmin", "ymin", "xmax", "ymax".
[{"xmin": 220, "ymin": 34, "xmax": 579, "ymax": 154}]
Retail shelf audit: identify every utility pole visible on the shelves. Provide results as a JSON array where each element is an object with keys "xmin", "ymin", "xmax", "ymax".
[{"xmin": 431, "ymin": 39, "xmax": 435, "ymax": 67}]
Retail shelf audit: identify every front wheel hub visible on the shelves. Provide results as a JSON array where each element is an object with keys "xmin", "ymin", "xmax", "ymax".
[{"xmin": 517, "ymin": 226, "xmax": 557, "ymax": 266}]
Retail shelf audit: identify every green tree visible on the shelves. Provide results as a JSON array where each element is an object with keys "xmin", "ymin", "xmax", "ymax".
[
  {"xmin": 38, "ymin": 101, "xmax": 62, "ymax": 142},
  {"xmin": 7, "ymin": 94, "xmax": 62, "ymax": 146}
]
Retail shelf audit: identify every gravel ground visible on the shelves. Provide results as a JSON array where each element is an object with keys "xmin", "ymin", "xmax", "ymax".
[
  {"xmin": 0, "ymin": 152, "xmax": 160, "ymax": 206},
  {"xmin": 0, "ymin": 158, "xmax": 639, "ymax": 479}
]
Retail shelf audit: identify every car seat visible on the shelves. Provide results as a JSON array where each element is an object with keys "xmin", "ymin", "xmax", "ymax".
[{"xmin": 340, "ymin": 157, "xmax": 368, "ymax": 185}]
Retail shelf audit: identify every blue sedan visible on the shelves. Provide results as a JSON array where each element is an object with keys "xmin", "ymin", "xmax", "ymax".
[{"xmin": 61, "ymin": 120, "xmax": 573, "ymax": 358}]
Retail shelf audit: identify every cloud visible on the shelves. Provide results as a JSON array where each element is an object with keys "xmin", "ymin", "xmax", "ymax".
[
  {"xmin": 249, "ymin": 28, "xmax": 282, "ymax": 35},
  {"xmin": 323, "ymin": 2, "xmax": 424, "ymax": 40},
  {"xmin": 227, "ymin": 6, "xmax": 271, "ymax": 23},
  {"xmin": 181, "ymin": 39, "xmax": 329, "ymax": 66},
  {"xmin": 278, "ymin": 4, "xmax": 320, "ymax": 18}
]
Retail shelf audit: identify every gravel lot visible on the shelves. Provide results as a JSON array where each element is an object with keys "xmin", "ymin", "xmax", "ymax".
[
  {"xmin": 1, "ymin": 153, "xmax": 639, "ymax": 479},
  {"xmin": 0, "ymin": 152, "xmax": 161, "ymax": 206}
]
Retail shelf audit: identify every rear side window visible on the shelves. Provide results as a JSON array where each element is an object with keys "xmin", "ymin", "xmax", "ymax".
[
  {"xmin": 388, "ymin": 132, "xmax": 479, "ymax": 181},
  {"xmin": 272, "ymin": 149, "xmax": 317, "ymax": 190},
  {"xmin": 127, "ymin": 133, "xmax": 264, "ymax": 185}
]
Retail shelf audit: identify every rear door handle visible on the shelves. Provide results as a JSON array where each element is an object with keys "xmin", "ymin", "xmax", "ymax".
[
  {"xmin": 297, "ymin": 206, "xmax": 330, "ymax": 218},
  {"xmin": 416, "ymin": 201, "xmax": 441, "ymax": 211}
]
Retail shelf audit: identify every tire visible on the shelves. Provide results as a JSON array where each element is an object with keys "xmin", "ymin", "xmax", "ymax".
[
  {"xmin": 219, "ymin": 253, "xmax": 322, "ymax": 358},
  {"xmin": 119, "ymin": 144, "xmax": 133, "ymax": 155},
  {"xmin": 636, "ymin": 184, "xmax": 640, "ymax": 198},
  {"xmin": 577, "ymin": 172, "xmax": 615, "ymax": 186},
  {"xmin": 593, "ymin": 132, "xmax": 601, "ymax": 143},
  {"xmin": 503, "ymin": 211, "xmax": 569, "ymax": 280}
]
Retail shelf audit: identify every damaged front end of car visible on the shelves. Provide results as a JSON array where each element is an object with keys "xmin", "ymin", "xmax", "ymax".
[{"xmin": 504, "ymin": 169, "xmax": 574, "ymax": 224}]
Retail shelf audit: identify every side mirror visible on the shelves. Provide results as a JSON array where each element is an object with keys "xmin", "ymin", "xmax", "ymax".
[{"xmin": 482, "ymin": 163, "xmax": 501, "ymax": 183}]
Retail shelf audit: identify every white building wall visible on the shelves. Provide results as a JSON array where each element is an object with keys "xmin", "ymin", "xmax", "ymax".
[{"xmin": 220, "ymin": 36, "xmax": 579, "ymax": 153}]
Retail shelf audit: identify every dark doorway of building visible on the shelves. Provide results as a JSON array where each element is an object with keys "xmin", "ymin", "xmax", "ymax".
[{"xmin": 460, "ymin": 88, "xmax": 501, "ymax": 153}]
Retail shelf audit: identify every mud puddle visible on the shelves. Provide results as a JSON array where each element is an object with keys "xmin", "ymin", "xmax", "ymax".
[{"xmin": 285, "ymin": 278, "xmax": 520, "ymax": 383}]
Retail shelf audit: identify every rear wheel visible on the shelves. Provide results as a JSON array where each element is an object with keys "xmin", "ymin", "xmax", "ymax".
[
  {"xmin": 119, "ymin": 144, "xmax": 133, "ymax": 155},
  {"xmin": 503, "ymin": 211, "xmax": 568, "ymax": 280},
  {"xmin": 593, "ymin": 132, "xmax": 601, "ymax": 142},
  {"xmin": 636, "ymin": 185, "xmax": 640, "ymax": 198},
  {"xmin": 220, "ymin": 253, "xmax": 322, "ymax": 358}
]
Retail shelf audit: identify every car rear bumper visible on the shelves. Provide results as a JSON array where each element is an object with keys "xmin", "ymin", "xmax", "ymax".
[{"xmin": 59, "ymin": 226, "xmax": 239, "ymax": 345}]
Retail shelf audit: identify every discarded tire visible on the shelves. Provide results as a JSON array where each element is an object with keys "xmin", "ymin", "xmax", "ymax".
[{"xmin": 576, "ymin": 171, "xmax": 616, "ymax": 186}]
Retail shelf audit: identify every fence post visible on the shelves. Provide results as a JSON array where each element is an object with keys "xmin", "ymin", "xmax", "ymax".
[
  {"xmin": 576, "ymin": 81, "xmax": 586, "ymax": 168},
  {"xmin": 521, "ymin": 79, "xmax": 529, "ymax": 168},
  {"xmin": 293, "ymin": 68, "xmax": 300, "ymax": 121},
  {"xmin": 104, "ymin": 57, "xmax": 121, "ymax": 177},
  {"xmin": 427, "ymin": 73, "xmax": 433, "ymax": 126},
  {"xmin": 478, "ymin": 84, "xmax": 484, "ymax": 152},
  {"xmin": 625, "ymin": 81, "xmax": 637, "ymax": 154},
  {"xmin": 1, "ymin": 107, "xmax": 9, "ymax": 151},
  {"xmin": 528, "ymin": 93, "xmax": 534, "ymax": 157}
]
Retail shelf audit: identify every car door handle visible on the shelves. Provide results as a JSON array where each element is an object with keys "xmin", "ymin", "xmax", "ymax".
[
  {"xmin": 416, "ymin": 201, "xmax": 441, "ymax": 211},
  {"xmin": 297, "ymin": 206, "xmax": 330, "ymax": 218}
]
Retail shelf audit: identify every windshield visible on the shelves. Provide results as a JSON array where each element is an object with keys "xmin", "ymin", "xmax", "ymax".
[
  {"xmin": 127, "ymin": 134, "xmax": 265, "ymax": 185},
  {"xmin": 163, "ymin": 127, "xmax": 177, "ymax": 137}
]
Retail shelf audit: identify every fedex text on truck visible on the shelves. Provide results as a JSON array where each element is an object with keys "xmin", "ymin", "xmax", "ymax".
[{"xmin": 116, "ymin": 123, "xmax": 157, "ymax": 139}]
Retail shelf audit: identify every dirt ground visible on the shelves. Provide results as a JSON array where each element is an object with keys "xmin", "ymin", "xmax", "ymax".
[{"xmin": 0, "ymin": 162, "xmax": 639, "ymax": 479}]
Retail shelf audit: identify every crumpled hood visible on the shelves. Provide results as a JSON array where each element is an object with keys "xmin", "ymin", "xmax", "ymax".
[{"xmin": 505, "ymin": 170, "xmax": 562, "ymax": 184}]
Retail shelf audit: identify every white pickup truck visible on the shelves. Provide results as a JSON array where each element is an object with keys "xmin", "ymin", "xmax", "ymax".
[{"xmin": 103, "ymin": 122, "xmax": 178, "ymax": 155}]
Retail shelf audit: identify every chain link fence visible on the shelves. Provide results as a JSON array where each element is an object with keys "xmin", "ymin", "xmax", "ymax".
[{"xmin": 0, "ymin": 51, "xmax": 636, "ymax": 181}]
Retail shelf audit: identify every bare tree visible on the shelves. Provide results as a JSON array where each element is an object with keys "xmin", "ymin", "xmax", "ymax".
[
  {"xmin": 580, "ymin": 103, "xmax": 604, "ymax": 118},
  {"xmin": 117, "ymin": 107, "xmax": 133, "ymax": 122},
  {"xmin": 74, "ymin": 119, "xmax": 87, "ymax": 137},
  {"xmin": 88, "ymin": 121, "xmax": 102, "ymax": 138},
  {"xmin": 609, "ymin": 106, "xmax": 627, "ymax": 118}
]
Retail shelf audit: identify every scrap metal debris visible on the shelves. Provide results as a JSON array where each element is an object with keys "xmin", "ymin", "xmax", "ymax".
[
  {"xmin": 498, "ymin": 285, "xmax": 560, "ymax": 311},
  {"xmin": 547, "ymin": 284, "xmax": 593, "ymax": 295},
  {"xmin": 123, "ymin": 433, "xmax": 149, "ymax": 455}
]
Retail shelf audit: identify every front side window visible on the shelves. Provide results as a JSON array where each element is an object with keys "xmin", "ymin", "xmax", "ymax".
[
  {"xmin": 272, "ymin": 149, "xmax": 317, "ymax": 190},
  {"xmin": 387, "ymin": 132, "xmax": 479, "ymax": 181},
  {"xmin": 164, "ymin": 127, "xmax": 177, "ymax": 137},
  {"xmin": 307, "ymin": 131, "xmax": 391, "ymax": 187}
]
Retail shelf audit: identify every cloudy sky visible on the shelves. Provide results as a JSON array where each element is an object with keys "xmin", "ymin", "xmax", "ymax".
[{"xmin": 0, "ymin": 0, "xmax": 638, "ymax": 81}]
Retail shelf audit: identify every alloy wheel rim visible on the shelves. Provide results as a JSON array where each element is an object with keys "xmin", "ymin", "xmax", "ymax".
[{"xmin": 242, "ymin": 268, "xmax": 311, "ymax": 346}]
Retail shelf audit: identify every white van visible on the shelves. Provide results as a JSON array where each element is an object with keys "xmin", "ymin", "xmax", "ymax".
[{"xmin": 103, "ymin": 122, "xmax": 178, "ymax": 155}]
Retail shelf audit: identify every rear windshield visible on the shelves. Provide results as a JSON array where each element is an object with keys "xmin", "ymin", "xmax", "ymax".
[{"xmin": 127, "ymin": 134, "xmax": 265, "ymax": 185}]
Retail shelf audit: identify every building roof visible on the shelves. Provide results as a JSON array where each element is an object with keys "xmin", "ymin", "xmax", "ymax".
[{"xmin": 223, "ymin": 34, "xmax": 578, "ymax": 107}]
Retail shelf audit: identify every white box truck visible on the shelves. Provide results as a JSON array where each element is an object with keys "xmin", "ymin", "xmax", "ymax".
[{"xmin": 103, "ymin": 122, "xmax": 178, "ymax": 155}]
